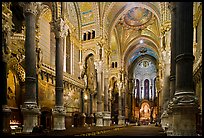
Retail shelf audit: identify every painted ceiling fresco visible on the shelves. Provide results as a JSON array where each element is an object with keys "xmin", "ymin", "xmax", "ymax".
[
  {"xmin": 78, "ymin": 2, "xmax": 95, "ymax": 26},
  {"xmin": 124, "ymin": 7, "xmax": 152, "ymax": 27}
]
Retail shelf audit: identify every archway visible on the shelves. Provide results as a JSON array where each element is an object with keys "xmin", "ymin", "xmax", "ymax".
[{"xmin": 40, "ymin": 107, "xmax": 52, "ymax": 130}]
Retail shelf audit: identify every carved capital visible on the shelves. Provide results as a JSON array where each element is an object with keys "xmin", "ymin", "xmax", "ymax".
[
  {"xmin": 2, "ymin": 105, "xmax": 11, "ymax": 113},
  {"xmin": 168, "ymin": 2, "xmax": 176, "ymax": 13},
  {"xmin": 95, "ymin": 112, "xmax": 103, "ymax": 118},
  {"xmin": 19, "ymin": 2, "xmax": 38, "ymax": 16},
  {"xmin": 53, "ymin": 18, "xmax": 68, "ymax": 38},
  {"xmin": 52, "ymin": 106, "xmax": 66, "ymax": 116},
  {"xmin": 21, "ymin": 102, "xmax": 40, "ymax": 114}
]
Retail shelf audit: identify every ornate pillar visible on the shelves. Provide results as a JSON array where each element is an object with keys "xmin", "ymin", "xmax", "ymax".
[
  {"xmin": 19, "ymin": 2, "xmax": 40, "ymax": 133},
  {"xmin": 172, "ymin": 2, "xmax": 198, "ymax": 136},
  {"xmin": 103, "ymin": 68, "xmax": 111, "ymax": 126},
  {"xmin": 128, "ymin": 78, "xmax": 133, "ymax": 122},
  {"xmin": 118, "ymin": 81, "xmax": 125, "ymax": 125},
  {"xmin": 1, "ymin": 2, "xmax": 13, "ymax": 134},
  {"xmin": 95, "ymin": 42, "xmax": 103, "ymax": 126},
  {"xmin": 95, "ymin": 60, "xmax": 103, "ymax": 126},
  {"xmin": 52, "ymin": 18, "xmax": 68, "ymax": 130}
]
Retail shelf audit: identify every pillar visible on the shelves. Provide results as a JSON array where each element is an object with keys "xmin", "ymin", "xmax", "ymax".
[
  {"xmin": 103, "ymin": 69, "xmax": 111, "ymax": 126},
  {"xmin": 19, "ymin": 2, "xmax": 40, "ymax": 133},
  {"xmin": 128, "ymin": 78, "xmax": 133, "ymax": 122},
  {"xmin": 63, "ymin": 36, "xmax": 66, "ymax": 72},
  {"xmin": 118, "ymin": 82, "xmax": 122, "ymax": 124},
  {"xmin": 172, "ymin": 2, "xmax": 198, "ymax": 136},
  {"xmin": 118, "ymin": 70, "xmax": 125, "ymax": 125},
  {"xmin": 95, "ymin": 61, "xmax": 103, "ymax": 126},
  {"xmin": 52, "ymin": 18, "xmax": 68, "ymax": 130}
]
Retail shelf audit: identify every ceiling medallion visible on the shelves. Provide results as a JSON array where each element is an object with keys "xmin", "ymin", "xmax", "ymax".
[{"xmin": 119, "ymin": 7, "xmax": 155, "ymax": 31}]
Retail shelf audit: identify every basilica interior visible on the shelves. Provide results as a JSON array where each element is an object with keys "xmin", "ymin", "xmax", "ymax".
[{"xmin": 1, "ymin": 2, "xmax": 202, "ymax": 136}]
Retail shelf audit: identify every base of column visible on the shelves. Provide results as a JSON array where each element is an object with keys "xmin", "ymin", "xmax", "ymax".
[
  {"xmin": 103, "ymin": 111, "xmax": 111, "ymax": 126},
  {"xmin": 2, "ymin": 105, "xmax": 11, "ymax": 134},
  {"xmin": 166, "ymin": 111, "xmax": 173, "ymax": 136},
  {"xmin": 21, "ymin": 103, "xmax": 40, "ymax": 133},
  {"xmin": 52, "ymin": 106, "xmax": 66, "ymax": 130},
  {"xmin": 118, "ymin": 115, "xmax": 125, "ymax": 125},
  {"xmin": 95, "ymin": 112, "xmax": 103, "ymax": 126},
  {"xmin": 161, "ymin": 110, "xmax": 169, "ymax": 131},
  {"xmin": 172, "ymin": 94, "xmax": 198, "ymax": 136},
  {"xmin": 80, "ymin": 113, "xmax": 86, "ymax": 127}
]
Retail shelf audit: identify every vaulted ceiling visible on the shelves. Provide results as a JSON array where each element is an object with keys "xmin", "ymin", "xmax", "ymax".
[{"xmin": 64, "ymin": 2, "xmax": 163, "ymax": 71}]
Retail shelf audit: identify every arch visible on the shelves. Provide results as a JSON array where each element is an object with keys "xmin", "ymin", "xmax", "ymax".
[
  {"xmin": 82, "ymin": 49, "xmax": 96, "ymax": 65},
  {"xmin": 123, "ymin": 36, "xmax": 160, "ymax": 69}
]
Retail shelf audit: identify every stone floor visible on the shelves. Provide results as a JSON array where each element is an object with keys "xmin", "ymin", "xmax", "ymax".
[{"xmin": 2, "ymin": 124, "xmax": 167, "ymax": 136}]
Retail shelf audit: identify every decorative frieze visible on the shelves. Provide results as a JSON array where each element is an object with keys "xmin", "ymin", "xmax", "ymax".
[{"xmin": 172, "ymin": 94, "xmax": 198, "ymax": 106}]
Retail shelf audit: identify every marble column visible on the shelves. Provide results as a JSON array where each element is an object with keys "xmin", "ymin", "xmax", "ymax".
[
  {"xmin": 95, "ymin": 61, "xmax": 103, "ymax": 126},
  {"xmin": 19, "ymin": 2, "xmax": 40, "ymax": 133},
  {"xmin": 1, "ymin": 3, "xmax": 12, "ymax": 133},
  {"xmin": 166, "ymin": 2, "xmax": 176, "ymax": 136},
  {"xmin": 52, "ymin": 18, "xmax": 67, "ymax": 130},
  {"xmin": 63, "ymin": 36, "xmax": 66, "ymax": 72},
  {"xmin": 118, "ymin": 82, "xmax": 125, "ymax": 125},
  {"xmin": 128, "ymin": 79, "xmax": 133, "ymax": 122},
  {"xmin": 103, "ymin": 70, "xmax": 111, "ymax": 126},
  {"xmin": 172, "ymin": 2, "xmax": 198, "ymax": 136}
]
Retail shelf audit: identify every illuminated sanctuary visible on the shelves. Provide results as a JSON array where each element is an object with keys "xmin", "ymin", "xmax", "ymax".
[{"xmin": 1, "ymin": 2, "xmax": 202, "ymax": 136}]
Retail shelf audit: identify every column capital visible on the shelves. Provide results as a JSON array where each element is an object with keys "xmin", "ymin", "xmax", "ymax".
[
  {"xmin": 19, "ymin": 2, "xmax": 38, "ymax": 16},
  {"xmin": 52, "ymin": 106, "xmax": 66, "ymax": 116},
  {"xmin": 168, "ymin": 2, "xmax": 176, "ymax": 13},
  {"xmin": 21, "ymin": 102, "xmax": 40, "ymax": 114},
  {"xmin": 53, "ymin": 18, "xmax": 68, "ymax": 38}
]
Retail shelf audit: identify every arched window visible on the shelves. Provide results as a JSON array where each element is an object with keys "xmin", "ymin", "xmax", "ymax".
[
  {"xmin": 83, "ymin": 33, "xmax": 86, "ymax": 41},
  {"xmin": 87, "ymin": 31, "xmax": 91, "ymax": 40},
  {"xmin": 154, "ymin": 78, "xmax": 156, "ymax": 98},
  {"xmin": 144, "ymin": 79, "xmax": 149, "ymax": 100},
  {"xmin": 92, "ymin": 30, "xmax": 95, "ymax": 39},
  {"xmin": 115, "ymin": 62, "xmax": 117, "ymax": 68},
  {"xmin": 112, "ymin": 62, "xmax": 114, "ymax": 68},
  {"xmin": 66, "ymin": 30, "xmax": 71, "ymax": 74},
  {"xmin": 136, "ymin": 79, "xmax": 140, "ymax": 99}
]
